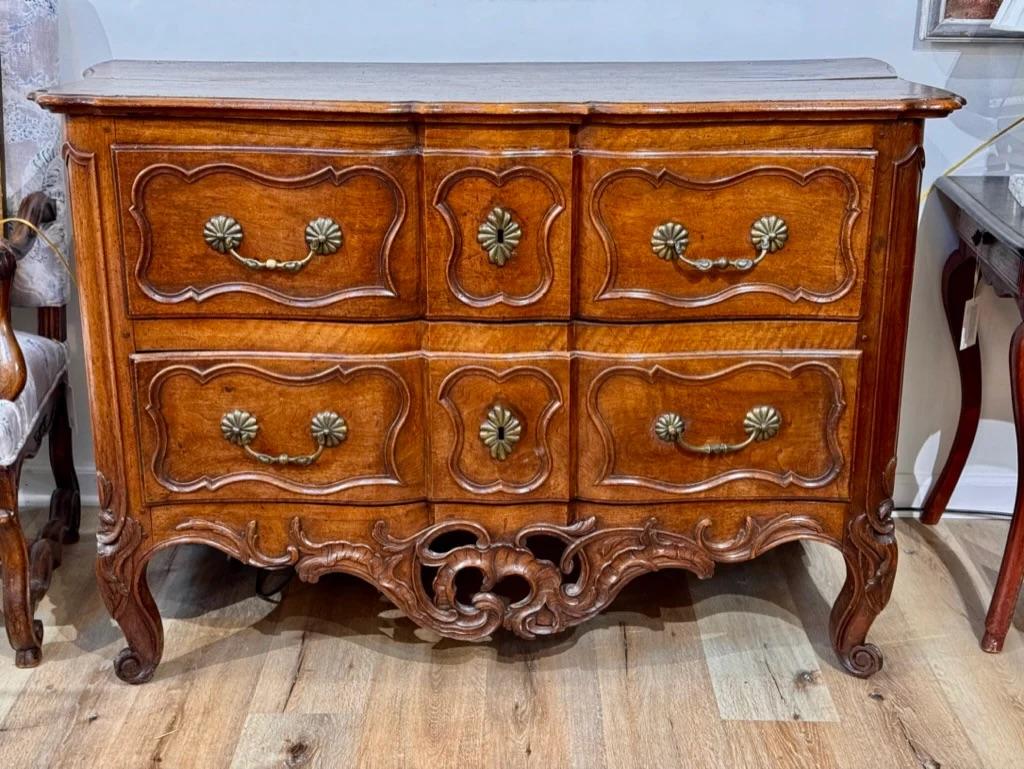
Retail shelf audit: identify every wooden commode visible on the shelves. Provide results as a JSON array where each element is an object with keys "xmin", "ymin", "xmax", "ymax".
[{"xmin": 35, "ymin": 59, "xmax": 961, "ymax": 683}]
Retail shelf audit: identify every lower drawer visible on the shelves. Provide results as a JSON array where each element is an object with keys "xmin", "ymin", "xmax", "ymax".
[
  {"xmin": 575, "ymin": 349, "xmax": 860, "ymax": 502},
  {"xmin": 133, "ymin": 352, "xmax": 426, "ymax": 504},
  {"xmin": 427, "ymin": 354, "xmax": 571, "ymax": 502}
]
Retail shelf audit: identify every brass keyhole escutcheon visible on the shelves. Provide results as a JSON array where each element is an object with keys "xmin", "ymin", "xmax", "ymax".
[
  {"xmin": 477, "ymin": 207, "xmax": 522, "ymax": 267},
  {"xmin": 479, "ymin": 404, "xmax": 522, "ymax": 461}
]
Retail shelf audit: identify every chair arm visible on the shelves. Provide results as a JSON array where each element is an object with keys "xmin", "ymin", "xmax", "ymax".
[
  {"xmin": 0, "ymin": 192, "xmax": 57, "ymax": 401},
  {"xmin": 3, "ymin": 192, "xmax": 57, "ymax": 259}
]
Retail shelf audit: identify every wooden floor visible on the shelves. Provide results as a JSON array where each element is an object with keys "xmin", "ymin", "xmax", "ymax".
[{"xmin": 0, "ymin": 510, "xmax": 1021, "ymax": 769}]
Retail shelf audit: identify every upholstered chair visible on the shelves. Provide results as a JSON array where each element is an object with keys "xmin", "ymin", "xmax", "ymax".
[{"xmin": 0, "ymin": 1, "xmax": 80, "ymax": 667}]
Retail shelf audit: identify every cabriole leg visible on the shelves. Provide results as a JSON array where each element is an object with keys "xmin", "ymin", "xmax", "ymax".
[
  {"xmin": 829, "ymin": 509, "xmax": 898, "ymax": 677},
  {"xmin": 0, "ymin": 504, "xmax": 43, "ymax": 667},
  {"xmin": 981, "ymin": 321, "xmax": 1024, "ymax": 652},
  {"xmin": 48, "ymin": 378, "xmax": 80, "ymax": 543},
  {"xmin": 922, "ymin": 247, "xmax": 982, "ymax": 524},
  {"xmin": 96, "ymin": 516, "xmax": 163, "ymax": 684}
]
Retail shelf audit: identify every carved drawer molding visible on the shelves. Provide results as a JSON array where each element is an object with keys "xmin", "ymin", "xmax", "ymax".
[
  {"xmin": 118, "ymin": 148, "xmax": 417, "ymax": 317},
  {"xmin": 137, "ymin": 356, "xmax": 424, "ymax": 503},
  {"xmin": 578, "ymin": 355, "xmax": 859, "ymax": 502},
  {"xmin": 426, "ymin": 156, "xmax": 572, "ymax": 319},
  {"xmin": 580, "ymin": 153, "xmax": 876, "ymax": 320},
  {"xmin": 431, "ymin": 360, "xmax": 570, "ymax": 501}
]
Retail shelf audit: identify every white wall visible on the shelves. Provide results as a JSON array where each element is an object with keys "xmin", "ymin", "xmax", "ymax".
[{"xmin": 25, "ymin": 0, "xmax": 1024, "ymax": 512}]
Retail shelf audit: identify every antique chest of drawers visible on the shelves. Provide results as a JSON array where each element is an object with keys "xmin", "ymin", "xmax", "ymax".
[{"xmin": 36, "ymin": 59, "xmax": 961, "ymax": 683}]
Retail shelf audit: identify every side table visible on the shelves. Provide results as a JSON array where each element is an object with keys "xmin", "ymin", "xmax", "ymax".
[{"xmin": 923, "ymin": 174, "xmax": 1024, "ymax": 653}]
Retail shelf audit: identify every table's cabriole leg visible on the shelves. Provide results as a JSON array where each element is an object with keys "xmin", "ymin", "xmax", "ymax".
[
  {"xmin": 982, "ymin": 320, "xmax": 1024, "ymax": 652},
  {"xmin": 922, "ymin": 246, "xmax": 983, "ymax": 524}
]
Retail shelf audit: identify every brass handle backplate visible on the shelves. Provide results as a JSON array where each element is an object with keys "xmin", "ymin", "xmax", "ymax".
[
  {"xmin": 654, "ymin": 405, "xmax": 781, "ymax": 455},
  {"xmin": 477, "ymin": 207, "xmax": 522, "ymax": 267},
  {"xmin": 479, "ymin": 404, "xmax": 522, "ymax": 460},
  {"xmin": 204, "ymin": 215, "xmax": 343, "ymax": 273},
  {"xmin": 651, "ymin": 215, "xmax": 788, "ymax": 272},
  {"xmin": 220, "ymin": 409, "xmax": 348, "ymax": 466}
]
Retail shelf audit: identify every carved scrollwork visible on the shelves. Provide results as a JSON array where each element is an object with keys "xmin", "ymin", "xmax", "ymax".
[{"xmin": 175, "ymin": 512, "xmax": 835, "ymax": 642}]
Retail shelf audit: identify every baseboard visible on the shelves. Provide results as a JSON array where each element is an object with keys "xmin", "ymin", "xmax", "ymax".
[
  {"xmin": 19, "ymin": 464, "xmax": 100, "ymax": 508},
  {"xmin": 15, "ymin": 466, "xmax": 1018, "ymax": 516},
  {"xmin": 895, "ymin": 470, "xmax": 1016, "ymax": 515}
]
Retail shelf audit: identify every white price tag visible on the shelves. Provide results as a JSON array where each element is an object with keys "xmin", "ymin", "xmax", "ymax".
[{"xmin": 960, "ymin": 297, "xmax": 980, "ymax": 350}]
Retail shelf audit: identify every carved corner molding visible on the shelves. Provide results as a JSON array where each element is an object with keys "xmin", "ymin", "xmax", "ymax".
[
  {"xmin": 437, "ymin": 364, "xmax": 564, "ymax": 495},
  {"xmin": 126, "ymin": 159, "xmax": 407, "ymax": 306},
  {"xmin": 144, "ymin": 361, "xmax": 410, "ymax": 495},
  {"xmin": 173, "ymin": 512, "xmax": 837, "ymax": 641},
  {"xmin": 590, "ymin": 164, "xmax": 863, "ymax": 308},
  {"xmin": 586, "ymin": 359, "xmax": 847, "ymax": 494},
  {"xmin": 434, "ymin": 165, "xmax": 565, "ymax": 308}
]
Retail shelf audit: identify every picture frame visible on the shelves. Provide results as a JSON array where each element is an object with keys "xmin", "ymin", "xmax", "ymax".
[{"xmin": 921, "ymin": 0, "xmax": 1024, "ymax": 40}]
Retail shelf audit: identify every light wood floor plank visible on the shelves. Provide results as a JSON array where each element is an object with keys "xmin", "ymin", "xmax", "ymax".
[
  {"xmin": 895, "ymin": 519, "xmax": 1024, "ymax": 769},
  {"xmin": 230, "ymin": 712, "xmax": 356, "ymax": 769},
  {"xmin": 783, "ymin": 529, "xmax": 986, "ymax": 769},
  {"xmin": 0, "ymin": 511, "xmax": 1021, "ymax": 769},
  {"xmin": 690, "ymin": 547, "xmax": 839, "ymax": 724},
  {"xmin": 595, "ymin": 575, "xmax": 725, "ymax": 769}
]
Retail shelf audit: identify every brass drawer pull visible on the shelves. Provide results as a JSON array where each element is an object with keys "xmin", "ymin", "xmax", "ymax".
[
  {"xmin": 477, "ymin": 207, "xmax": 522, "ymax": 267},
  {"xmin": 654, "ymin": 405, "xmax": 781, "ymax": 455},
  {"xmin": 479, "ymin": 404, "xmax": 522, "ymax": 460},
  {"xmin": 220, "ymin": 409, "xmax": 348, "ymax": 466},
  {"xmin": 651, "ymin": 215, "xmax": 788, "ymax": 272},
  {"xmin": 203, "ymin": 215, "xmax": 343, "ymax": 273}
]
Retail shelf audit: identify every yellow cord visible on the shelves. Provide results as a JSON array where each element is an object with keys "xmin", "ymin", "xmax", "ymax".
[
  {"xmin": 0, "ymin": 216, "xmax": 73, "ymax": 281},
  {"xmin": 922, "ymin": 113, "xmax": 1024, "ymax": 205}
]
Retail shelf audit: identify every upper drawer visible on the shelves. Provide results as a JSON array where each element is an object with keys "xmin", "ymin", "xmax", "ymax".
[
  {"xmin": 133, "ymin": 352, "xmax": 425, "ymax": 505},
  {"xmin": 424, "ymin": 153, "xmax": 572, "ymax": 319},
  {"xmin": 578, "ymin": 152, "xmax": 876, "ymax": 320},
  {"xmin": 114, "ymin": 147, "xmax": 420, "ymax": 319}
]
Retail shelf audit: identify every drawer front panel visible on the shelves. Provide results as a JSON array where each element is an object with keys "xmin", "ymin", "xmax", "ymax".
[
  {"xmin": 579, "ymin": 153, "xmax": 875, "ymax": 320},
  {"xmin": 577, "ymin": 351, "xmax": 859, "ymax": 502},
  {"xmin": 428, "ymin": 356, "xmax": 571, "ymax": 501},
  {"xmin": 425, "ymin": 154, "xmax": 572, "ymax": 319},
  {"xmin": 134, "ymin": 353, "xmax": 425, "ymax": 504},
  {"xmin": 116, "ymin": 147, "xmax": 420, "ymax": 318}
]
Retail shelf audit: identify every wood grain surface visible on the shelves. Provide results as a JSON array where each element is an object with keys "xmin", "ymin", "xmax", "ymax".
[{"xmin": 34, "ymin": 59, "xmax": 962, "ymax": 118}]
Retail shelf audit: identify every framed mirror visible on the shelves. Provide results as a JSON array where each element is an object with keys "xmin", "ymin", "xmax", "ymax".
[{"xmin": 921, "ymin": 0, "xmax": 1024, "ymax": 40}]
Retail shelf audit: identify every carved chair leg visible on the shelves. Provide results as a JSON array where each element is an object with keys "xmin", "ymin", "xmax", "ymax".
[
  {"xmin": 0, "ymin": 504, "xmax": 43, "ymax": 667},
  {"xmin": 981, "ymin": 321, "xmax": 1024, "ymax": 652},
  {"xmin": 922, "ymin": 246, "xmax": 982, "ymax": 525},
  {"xmin": 47, "ymin": 379, "xmax": 80, "ymax": 543},
  {"xmin": 96, "ymin": 518, "xmax": 163, "ymax": 684},
  {"xmin": 829, "ymin": 511, "xmax": 897, "ymax": 677}
]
